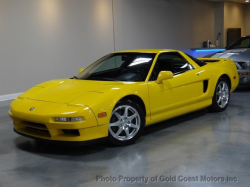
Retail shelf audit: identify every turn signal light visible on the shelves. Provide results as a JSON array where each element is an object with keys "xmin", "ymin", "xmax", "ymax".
[
  {"xmin": 98, "ymin": 112, "xmax": 107, "ymax": 118},
  {"xmin": 239, "ymin": 72, "xmax": 250, "ymax": 75}
]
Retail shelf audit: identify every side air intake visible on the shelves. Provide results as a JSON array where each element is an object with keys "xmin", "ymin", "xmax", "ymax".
[{"xmin": 203, "ymin": 80, "xmax": 208, "ymax": 93}]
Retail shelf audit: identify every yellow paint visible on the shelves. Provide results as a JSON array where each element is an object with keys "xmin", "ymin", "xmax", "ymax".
[
  {"xmin": 156, "ymin": 71, "xmax": 173, "ymax": 83},
  {"xmin": 78, "ymin": 68, "xmax": 84, "ymax": 74},
  {"xmin": 9, "ymin": 49, "xmax": 239, "ymax": 143}
]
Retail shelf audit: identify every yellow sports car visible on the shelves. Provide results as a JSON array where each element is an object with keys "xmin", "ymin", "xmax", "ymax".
[{"xmin": 9, "ymin": 49, "xmax": 239, "ymax": 146}]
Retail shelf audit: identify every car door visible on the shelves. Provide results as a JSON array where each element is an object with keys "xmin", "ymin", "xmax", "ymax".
[{"xmin": 148, "ymin": 52, "xmax": 204, "ymax": 120}]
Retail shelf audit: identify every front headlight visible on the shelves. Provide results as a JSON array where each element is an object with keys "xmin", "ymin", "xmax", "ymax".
[
  {"xmin": 55, "ymin": 117, "xmax": 83, "ymax": 122},
  {"xmin": 244, "ymin": 62, "xmax": 250, "ymax": 69}
]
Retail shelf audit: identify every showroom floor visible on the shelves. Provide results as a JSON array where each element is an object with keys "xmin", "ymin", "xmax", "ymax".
[{"xmin": 0, "ymin": 88, "xmax": 250, "ymax": 187}]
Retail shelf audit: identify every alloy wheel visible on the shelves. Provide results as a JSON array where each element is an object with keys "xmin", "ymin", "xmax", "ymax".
[
  {"xmin": 109, "ymin": 105, "xmax": 141, "ymax": 141},
  {"xmin": 216, "ymin": 81, "xmax": 229, "ymax": 108}
]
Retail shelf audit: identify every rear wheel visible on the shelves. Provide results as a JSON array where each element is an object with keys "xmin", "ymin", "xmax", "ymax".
[
  {"xmin": 209, "ymin": 77, "xmax": 230, "ymax": 112},
  {"xmin": 108, "ymin": 100, "xmax": 145, "ymax": 146}
]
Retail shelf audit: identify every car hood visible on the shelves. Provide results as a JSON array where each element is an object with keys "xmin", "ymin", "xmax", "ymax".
[
  {"xmin": 211, "ymin": 48, "xmax": 250, "ymax": 62},
  {"xmin": 22, "ymin": 79, "xmax": 126, "ymax": 104}
]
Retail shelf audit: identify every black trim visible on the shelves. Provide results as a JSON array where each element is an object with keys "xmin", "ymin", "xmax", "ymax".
[
  {"xmin": 203, "ymin": 80, "xmax": 209, "ymax": 93},
  {"xmin": 186, "ymin": 54, "xmax": 207, "ymax": 67},
  {"xmin": 14, "ymin": 129, "xmax": 107, "ymax": 146}
]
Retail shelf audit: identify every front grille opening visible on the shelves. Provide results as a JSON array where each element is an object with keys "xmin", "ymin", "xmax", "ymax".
[
  {"xmin": 25, "ymin": 126, "xmax": 51, "ymax": 137},
  {"xmin": 23, "ymin": 121, "xmax": 47, "ymax": 129},
  {"xmin": 21, "ymin": 121, "xmax": 50, "ymax": 138},
  {"xmin": 62, "ymin": 129, "xmax": 80, "ymax": 136}
]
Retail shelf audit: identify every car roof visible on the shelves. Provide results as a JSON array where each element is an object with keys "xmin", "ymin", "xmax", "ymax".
[{"xmin": 114, "ymin": 49, "xmax": 178, "ymax": 53}]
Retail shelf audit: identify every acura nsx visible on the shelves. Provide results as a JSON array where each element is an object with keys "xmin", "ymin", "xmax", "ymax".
[{"xmin": 9, "ymin": 49, "xmax": 239, "ymax": 145}]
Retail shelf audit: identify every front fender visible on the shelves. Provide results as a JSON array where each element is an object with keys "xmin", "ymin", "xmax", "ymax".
[{"xmin": 79, "ymin": 83, "xmax": 150, "ymax": 126}]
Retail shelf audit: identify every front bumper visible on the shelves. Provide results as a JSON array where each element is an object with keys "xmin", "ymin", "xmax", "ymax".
[
  {"xmin": 238, "ymin": 70, "xmax": 250, "ymax": 85},
  {"xmin": 9, "ymin": 98, "xmax": 109, "ymax": 142},
  {"xmin": 14, "ymin": 129, "xmax": 107, "ymax": 145}
]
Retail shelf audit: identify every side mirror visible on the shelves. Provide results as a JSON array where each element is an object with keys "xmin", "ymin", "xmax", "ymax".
[
  {"xmin": 156, "ymin": 71, "xmax": 173, "ymax": 84},
  {"xmin": 78, "ymin": 68, "xmax": 84, "ymax": 74}
]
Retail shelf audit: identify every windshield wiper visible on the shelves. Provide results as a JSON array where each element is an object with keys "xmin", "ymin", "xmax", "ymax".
[
  {"xmin": 70, "ymin": 76, "xmax": 78, "ymax": 79},
  {"xmin": 87, "ymin": 77, "xmax": 114, "ymax": 81}
]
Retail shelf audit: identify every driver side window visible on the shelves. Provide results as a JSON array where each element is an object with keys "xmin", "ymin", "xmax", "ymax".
[{"xmin": 149, "ymin": 52, "xmax": 193, "ymax": 81}]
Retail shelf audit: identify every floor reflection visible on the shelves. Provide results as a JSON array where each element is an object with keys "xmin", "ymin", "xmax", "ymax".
[{"xmin": 0, "ymin": 88, "xmax": 249, "ymax": 186}]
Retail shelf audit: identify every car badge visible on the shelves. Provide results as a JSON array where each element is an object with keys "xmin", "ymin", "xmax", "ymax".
[{"xmin": 30, "ymin": 107, "xmax": 35, "ymax": 111}]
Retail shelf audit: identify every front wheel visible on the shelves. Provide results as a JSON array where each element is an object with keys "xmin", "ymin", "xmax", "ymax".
[
  {"xmin": 209, "ymin": 77, "xmax": 230, "ymax": 112},
  {"xmin": 108, "ymin": 100, "xmax": 145, "ymax": 146}
]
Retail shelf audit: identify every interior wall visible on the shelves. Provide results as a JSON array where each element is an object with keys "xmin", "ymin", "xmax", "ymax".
[
  {"xmin": 0, "ymin": 0, "xmax": 114, "ymax": 95},
  {"xmin": 192, "ymin": 0, "xmax": 215, "ymax": 48},
  {"xmin": 224, "ymin": 1, "xmax": 245, "ymax": 46},
  {"xmin": 113, "ymin": 0, "xmax": 215, "ymax": 53},
  {"xmin": 0, "ymin": 0, "xmax": 215, "ymax": 96},
  {"xmin": 245, "ymin": 4, "xmax": 250, "ymax": 36},
  {"xmin": 214, "ymin": 2, "xmax": 224, "ymax": 48},
  {"xmin": 113, "ymin": 0, "xmax": 192, "ymax": 53}
]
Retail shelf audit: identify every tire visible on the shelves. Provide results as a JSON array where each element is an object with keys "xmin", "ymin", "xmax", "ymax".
[
  {"xmin": 209, "ymin": 77, "xmax": 230, "ymax": 112},
  {"xmin": 108, "ymin": 100, "xmax": 145, "ymax": 146}
]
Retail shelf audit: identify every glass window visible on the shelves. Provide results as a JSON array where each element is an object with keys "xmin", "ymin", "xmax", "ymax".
[
  {"xmin": 77, "ymin": 53, "xmax": 156, "ymax": 82},
  {"xmin": 228, "ymin": 37, "xmax": 250, "ymax": 49},
  {"xmin": 149, "ymin": 52, "xmax": 193, "ymax": 81},
  {"xmin": 89, "ymin": 56, "xmax": 124, "ymax": 74}
]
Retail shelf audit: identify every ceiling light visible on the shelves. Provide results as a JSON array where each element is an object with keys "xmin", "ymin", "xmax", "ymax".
[{"xmin": 246, "ymin": 0, "xmax": 249, "ymax": 3}]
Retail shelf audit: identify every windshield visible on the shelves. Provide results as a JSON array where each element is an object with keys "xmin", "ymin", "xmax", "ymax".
[
  {"xmin": 76, "ymin": 53, "xmax": 156, "ymax": 82},
  {"xmin": 227, "ymin": 37, "xmax": 250, "ymax": 49}
]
